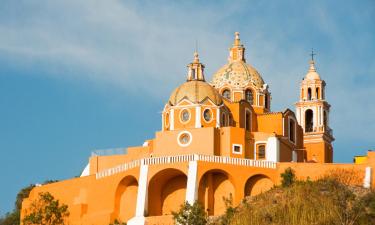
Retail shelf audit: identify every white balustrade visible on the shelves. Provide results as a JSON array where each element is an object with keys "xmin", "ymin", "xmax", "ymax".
[{"xmin": 96, "ymin": 153, "xmax": 276, "ymax": 179}]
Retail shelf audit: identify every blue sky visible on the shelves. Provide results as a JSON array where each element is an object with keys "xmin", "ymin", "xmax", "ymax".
[{"xmin": 0, "ymin": 0, "xmax": 374, "ymax": 215}]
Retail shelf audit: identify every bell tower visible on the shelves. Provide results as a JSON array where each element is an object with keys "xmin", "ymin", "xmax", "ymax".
[{"xmin": 295, "ymin": 53, "xmax": 334, "ymax": 163}]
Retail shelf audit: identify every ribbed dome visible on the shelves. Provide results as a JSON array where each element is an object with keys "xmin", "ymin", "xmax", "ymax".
[
  {"xmin": 169, "ymin": 80, "xmax": 223, "ymax": 106},
  {"xmin": 211, "ymin": 60, "xmax": 265, "ymax": 89}
]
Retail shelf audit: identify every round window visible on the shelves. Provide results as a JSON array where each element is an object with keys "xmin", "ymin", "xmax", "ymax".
[
  {"xmin": 203, "ymin": 109, "xmax": 212, "ymax": 122},
  {"xmin": 177, "ymin": 131, "xmax": 192, "ymax": 147},
  {"xmin": 181, "ymin": 109, "xmax": 190, "ymax": 122}
]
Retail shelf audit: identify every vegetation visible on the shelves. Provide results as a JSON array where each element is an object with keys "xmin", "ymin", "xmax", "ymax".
[
  {"xmin": 280, "ymin": 167, "xmax": 296, "ymax": 187},
  {"xmin": 172, "ymin": 201, "xmax": 207, "ymax": 225},
  {"xmin": 22, "ymin": 192, "xmax": 69, "ymax": 225},
  {"xmin": 109, "ymin": 219, "xmax": 126, "ymax": 225}
]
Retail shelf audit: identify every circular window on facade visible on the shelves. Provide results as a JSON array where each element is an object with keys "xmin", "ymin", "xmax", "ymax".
[
  {"xmin": 203, "ymin": 108, "xmax": 212, "ymax": 122},
  {"xmin": 180, "ymin": 109, "xmax": 190, "ymax": 123},
  {"xmin": 177, "ymin": 131, "xmax": 192, "ymax": 147},
  {"xmin": 222, "ymin": 89, "xmax": 231, "ymax": 99}
]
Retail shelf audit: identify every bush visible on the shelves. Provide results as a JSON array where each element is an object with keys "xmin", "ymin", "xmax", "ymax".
[
  {"xmin": 172, "ymin": 201, "xmax": 207, "ymax": 225},
  {"xmin": 280, "ymin": 167, "xmax": 295, "ymax": 187}
]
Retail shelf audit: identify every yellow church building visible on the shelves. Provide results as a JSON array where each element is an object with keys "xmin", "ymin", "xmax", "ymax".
[{"xmin": 21, "ymin": 33, "xmax": 375, "ymax": 225}]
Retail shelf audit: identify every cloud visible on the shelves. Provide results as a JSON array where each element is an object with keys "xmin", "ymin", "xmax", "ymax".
[{"xmin": 0, "ymin": 0, "xmax": 374, "ymax": 148}]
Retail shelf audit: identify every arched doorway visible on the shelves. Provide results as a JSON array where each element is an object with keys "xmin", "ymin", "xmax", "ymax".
[
  {"xmin": 198, "ymin": 170, "xmax": 235, "ymax": 216},
  {"xmin": 305, "ymin": 109, "xmax": 313, "ymax": 132},
  {"xmin": 244, "ymin": 174, "xmax": 273, "ymax": 197},
  {"xmin": 148, "ymin": 169, "xmax": 187, "ymax": 216},
  {"xmin": 113, "ymin": 176, "xmax": 138, "ymax": 223}
]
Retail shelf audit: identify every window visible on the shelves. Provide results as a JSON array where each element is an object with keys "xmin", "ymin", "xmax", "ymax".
[
  {"xmin": 245, "ymin": 89, "xmax": 253, "ymax": 104},
  {"xmin": 316, "ymin": 87, "xmax": 320, "ymax": 99},
  {"xmin": 222, "ymin": 89, "xmax": 231, "ymax": 99},
  {"xmin": 305, "ymin": 109, "xmax": 313, "ymax": 132},
  {"xmin": 221, "ymin": 113, "xmax": 227, "ymax": 127},
  {"xmin": 203, "ymin": 108, "xmax": 212, "ymax": 122},
  {"xmin": 180, "ymin": 109, "xmax": 190, "ymax": 123},
  {"xmin": 232, "ymin": 144, "xmax": 242, "ymax": 154},
  {"xmin": 257, "ymin": 144, "xmax": 266, "ymax": 160},
  {"xmin": 177, "ymin": 131, "xmax": 192, "ymax": 147},
  {"xmin": 307, "ymin": 88, "xmax": 312, "ymax": 100},
  {"xmin": 265, "ymin": 93, "xmax": 268, "ymax": 109},
  {"xmin": 245, "ymin": 110, "xmax": 251, "ymax": 131},
  {"xmin": 323, "ymin": 111, "xmax": 327, "ymax": 130},
  {"xmin": 289, "ymin": 119, "xmax": 295, "ymax": 143}
]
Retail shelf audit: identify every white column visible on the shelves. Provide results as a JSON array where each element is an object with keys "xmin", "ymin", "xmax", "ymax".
[
  {"xmin": 216, "ymin": 108, "xmax": 221, "ymax": 128},
  {"xmin": 170, "ymin": 109, "xmax": 175, "ymax": 131},
  {"xmin": 128, "ymin": 164, "xmax": 149, "ymax": 225},
  {"xmin": 364, "ymin": 167, "xmax": 372, "ymax": 189},
  {"xmin": 266, "ymin": 137, "xmax": 280, "ymax": 162},
  {"xmin": 195, "ymin": 107, "xmax": 201, "ymax": 128},
  {"xmin": 185, "ymin": 161, "xmax": 198, "ymax": 204}
]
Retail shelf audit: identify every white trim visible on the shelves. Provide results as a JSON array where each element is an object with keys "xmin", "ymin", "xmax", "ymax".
[
  {"xmin": 80, "ymin": 163, "xmax": 90, "ymax": 177},
  {"xmin": 185, "ymin": 160, "xmax": 198, "ymax": 204},
  {"xmin": 254, "ymin": 141, "xmax": 267, "ymax": 160},
  {"xmin": 364, "ymin": 167, "xmax": 372, "ymax": 189},
  {"xmin": 170, "ymin": 109, "xmax": 175, "ymax": 131},
  {"xmin": 195, "ymin": 106, "xmax": 201, "ymax": 128},
  {"xmin": 232, "ymin": 144, "xmax": 243, "ymax": 154},
  {"xmin": 135, "ymin": 164, "xmax": 148, "ymax": 217},
  {"xmin": 177, "ymin": 131, "xmax": 193, "ymax": 147},
  {"xmin": 266, "ymin": 137, "xmax": 280, "ymax": 162}
]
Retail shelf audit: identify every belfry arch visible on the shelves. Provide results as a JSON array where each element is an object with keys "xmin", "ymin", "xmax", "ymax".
[
  {"xmin": 198, "ymin": 169, "xmax": 235, "ymax": 216},
  {"xmin": 113, "ymin": 176, "xmax": 138, "ymax": 223},
  {"xmin": 305, "ymin": 109, "xmax": 313, "ymax": 132},
  {"xmin": 148, "ymin": 169, "xmax": 187, "ymax": 216}
]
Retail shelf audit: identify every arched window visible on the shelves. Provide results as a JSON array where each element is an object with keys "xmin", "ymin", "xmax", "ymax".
[
  {"xmin": 307, "ymin": 88, "xmax": 312, "ymax": 100},
  {"xmin": 316, "ymin": 87, "xmax": 320, "ymax": 99},
  {"xmin": 265, "ymin": 93, "xmax": 268, "ymax": 109},
  {"xmin": 222, "ymin": 89, "xmax": 231, "ymax": 100},
  {"xmin": 256, "ymin": 144, "xmax": 266, "ymax": 160},
  {"xmin": 323, "ymin": 111, "xmax": 327, "ymax": 130},
  {"xmin": 289, "ymin": 119, "xmax": 295, "ymax": 143},
  {"xmin": 245, "ymin": 110, "xmax": 251, "ymax": 131},
  {"xmin": 245, "ymin": 89, "xmax": 253, "ymax": 104},
  {"xmin": 221, "ymin": 113, "xmax": 227, "ymax": 127},
  {"xmin": 305, "ymin": 109, "xmax": 313, "ymax": 132}
]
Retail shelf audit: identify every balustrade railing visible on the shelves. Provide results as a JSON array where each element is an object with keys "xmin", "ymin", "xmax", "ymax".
[{"xmin": 96, "ymin": 154, "xmax": 277, "ymax": 179}]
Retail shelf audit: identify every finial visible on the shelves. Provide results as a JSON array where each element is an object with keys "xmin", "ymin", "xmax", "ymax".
[
  {"xmin": 193, "ymin": 51, "xmax": 199, "ymax": 63},
  {"xmin": 310, "ymin": 48, "xmax": 316, "ymax": 61},
  {"xmin": 309, "ymin": 49, "xmax": 316, "ymax": 72},
  {"xmin": 234, "ymin": 32, "xmax": 241, "ymax": 46}
]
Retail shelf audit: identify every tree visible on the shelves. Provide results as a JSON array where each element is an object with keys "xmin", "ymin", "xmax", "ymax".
[
  {"xmin": 22, "ymin": 192, "xmax": 69, "ymax": 225},
  {"xmin": 281, "ymin": 167, "xmax": 295, "ymax": 187},
  {"xmin": 172, "ymin": 201, "xmax": 207, "ymax": 225}
]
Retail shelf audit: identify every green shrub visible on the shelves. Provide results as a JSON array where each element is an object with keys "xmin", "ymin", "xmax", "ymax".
[
  {"xmin": 172, "ymin": 201, "xmax": 207, "ymax": 225},
  {"xmin": 280, "ymin": 167, "xmax": 295, "ymax": 187}
]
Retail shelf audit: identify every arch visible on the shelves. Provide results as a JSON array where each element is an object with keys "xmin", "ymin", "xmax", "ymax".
[
  {"xmin": 198, "ymin": 169, "xmax": 235, "ymax": 216},
  {"xmin": 113, "ymin": 176, "xmax": 138, "ymax": 223},
  {"xmin": 323, "ymin": 110, "xmax": 328, "ymax": 130},
  {"xmin": 245, "ymin": 109, "xmax": 251, "ymax": 132},
  {"xmin": 307, "ymin": 88, "xmax": 312, "ymax": 100},
  {"xmin": 316, "ymin": 87, "xmax": 320, "ymax": 99},
  {"xmin": 148, "ymin": 168, "xmax": 187, "ymax": 216},
  {"xmin": 244, "ymin": 174, "xmax": 273, "ymax": 197},
  {"xmin": 222, "ymin": 89, "xmax": 231, "ymax": 100},
  {"xmin": 245, "ymin": 89, "xmax": 254, "ymax": 104},
  {"xmin": 305, "ymin": 109, "xmax": 313, "ymax": 132}
]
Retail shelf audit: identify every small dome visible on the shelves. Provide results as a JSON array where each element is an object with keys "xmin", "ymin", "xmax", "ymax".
[
  {"xmin": 169, "ymin": 80, "xmax": 223, "ymax": 106},
  {"xmin": 305, "ymin": 60, "xmax": 321, "ymax": 80},
  {"xmin": 211, "ymin": 60, "xmax": 265, "ymax": 89}
]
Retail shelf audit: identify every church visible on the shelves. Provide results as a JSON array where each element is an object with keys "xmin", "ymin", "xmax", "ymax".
[{"xmin": 21, "ymin": 33, "xmax": 375, "ymax": 225}]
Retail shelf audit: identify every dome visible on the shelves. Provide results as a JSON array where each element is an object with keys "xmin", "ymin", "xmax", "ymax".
[
  {"xmin": 211, "ymin": 60, "xmax": 265, "ymax": 89},
  {"xmin": 169, "ymin": 80, "xmax": 223, "ymax": 106},
  {"xmin": 305, "ymin": 60, "xmax": 321, "ymax": 80}
]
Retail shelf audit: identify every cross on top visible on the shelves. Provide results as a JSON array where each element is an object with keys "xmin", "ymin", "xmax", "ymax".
[{"xmin": 310, "ymin": 48, "xmax": 316, "ymax": 61}]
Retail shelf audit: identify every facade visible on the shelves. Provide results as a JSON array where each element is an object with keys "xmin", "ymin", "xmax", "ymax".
[{"xmin": 21, "ymin": 33, "xmax": 375, "ymax": 225}]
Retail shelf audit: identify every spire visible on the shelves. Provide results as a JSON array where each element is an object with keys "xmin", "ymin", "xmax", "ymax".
[
  {"xmin": 309, "ymin": 49, "xmax": 317, "ymax": 72},
  {"xmin": 228, "ymin": 32, "xmax": 246, "ymax": 62},
  {"xmin": 187, "ymin": 51, "xmax": 205, "ymax": 81}
]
